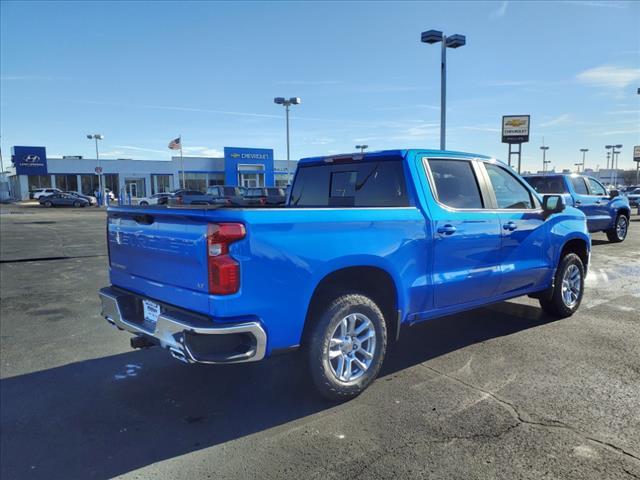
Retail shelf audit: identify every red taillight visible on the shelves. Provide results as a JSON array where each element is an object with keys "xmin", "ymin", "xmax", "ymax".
[{"xmin": 207, "ymin": 223, "xmax": 246, "ymax": 295}]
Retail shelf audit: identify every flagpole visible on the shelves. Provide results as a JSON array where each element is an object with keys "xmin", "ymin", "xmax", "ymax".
[{"xmin": 179, "ymin": 135, "xmax": 185, "ymax": 189}]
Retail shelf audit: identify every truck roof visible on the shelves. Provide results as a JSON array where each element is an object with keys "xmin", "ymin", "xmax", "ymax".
[{"xmin": 298, "ymin": 149, "xmax": 492, "ymax": 166}]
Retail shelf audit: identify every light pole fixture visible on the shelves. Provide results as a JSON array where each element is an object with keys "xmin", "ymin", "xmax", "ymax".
[
  {"xmin": 355, "ymin": 144, "xmax": 368, "ymax": 153},
  {"xmin": 421, "ymin": 29, "xmax": 466, "ymax": 151},
  {"xmin": 274, "ymin": 96, "xmax": 301, "ymax": 185},
  {"xmin": 86, "ymin": 134, "xmax": 104, "ymax": 204},
  {"xmin": 540, "ymin": 145, "xmax": 550, "ymax": 173},
  {"xmin": 574, "ymin": 162, "xmax": 582, "ymax": 173},
  {"xmin": 580, "ymin": 148, "xmax": 588, "ymax": 172}
]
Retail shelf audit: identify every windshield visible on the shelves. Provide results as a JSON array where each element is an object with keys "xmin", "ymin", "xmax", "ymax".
[{"xmin": 525, "ymin": 176, "xmax": 567, "ymax": 194}]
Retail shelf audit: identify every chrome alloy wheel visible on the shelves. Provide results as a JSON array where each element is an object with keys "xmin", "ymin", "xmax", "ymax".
[
  {"xmin": 616, "ymin": 216, "xmax": 628, "ymax": 240},
  {"xmin": 561, "ymin": 264, "xmax": 581, "ymax": 308},
  {"xmin": 327, "ymin": 313, "xmax": 376, "ymax": 382}
]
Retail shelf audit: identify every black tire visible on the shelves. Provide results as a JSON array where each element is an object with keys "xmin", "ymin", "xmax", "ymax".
[
  {"xmin": 605, "ymin": 213, "xmax": 628, "ymax": 243},
  {"xmin": 539, "ymin": 253, "xmax": 585, "ymax": 318},
  {"xmin": 73, "ymin": 201, "xmax": 81, "ymax": 208},
  {"xmin": 307, "ymin": 293, "xmax": 387, "ymax": 401},
  {"xmin": 139, "ymin": 201, "xmax": 149, "ymax": 206},
  {"xmin": 43, "ymin": 201, "xmax": 52, "ymax": 208}
]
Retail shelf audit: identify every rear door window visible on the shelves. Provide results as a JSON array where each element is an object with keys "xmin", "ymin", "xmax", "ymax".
[
  {"xmin": 570, "ymin": 177, "xmax": 589, "ymax": 195},
  {"xmin": 427, "ymin": 159, "xmax": 484, "ymax": 209},
  {"xmin": 290, "ymin": 159, "xmax": 408, "ymax": 207}
]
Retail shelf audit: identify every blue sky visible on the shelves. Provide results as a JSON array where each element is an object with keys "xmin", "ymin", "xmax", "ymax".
[{"xmin": 1, "ymin": 0, "xmax": 639, "ymax": 173}]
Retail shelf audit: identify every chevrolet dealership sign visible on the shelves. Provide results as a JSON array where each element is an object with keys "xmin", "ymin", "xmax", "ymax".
[
  {"xmin": 502, "ymin": 115, "xmax": 530, "ymax": 144},
  {"xmin": 12, "ymin": 146, "xmax": 48, "ymax": 175}
]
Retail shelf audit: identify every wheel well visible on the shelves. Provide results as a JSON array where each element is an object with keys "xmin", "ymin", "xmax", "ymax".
[
  {"xmin": 618, "ymin": 207, "xmax": 630, "ymax": 219},
  {"xmin": 302, "ymin": 267, "xmax": 399, "ymax": 345},
  {"xmin": 560, "ymin": 239, "xmax": 589, "ymax": 270}
]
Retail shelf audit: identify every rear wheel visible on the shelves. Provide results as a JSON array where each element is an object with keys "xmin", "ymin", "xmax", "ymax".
[
  {"xmin": 539, "ymin": 253, "xmax": 584, "ymax": 318},
  {"xmin": 43, "ymin": 201, "xmax": 52, "ymax": 207},
  {"xmin": 139, "ymin": 201, "xmax": 149, "ymax": 206},
  {"xmin": 73, "ymin": 201, "xmax": 81, "ymax": 208},
  {"xmin": 307, "ymin": 293, "xmax": 387, "ymax": 401},
  {"xmin": 606, "ymin": 214, "xmax": 628, "ymax": 243}
]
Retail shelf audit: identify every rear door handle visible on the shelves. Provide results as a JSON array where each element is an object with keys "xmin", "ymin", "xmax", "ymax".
[
  {"xmin": 437, "ymin": 224, "xmax": 457, "ymax": 235},
  {"xmin": 503, "ymin": 221, "xmax": 518, "ymax": 231},
  {"xmin": 575, "ymin": 200, "xmax": 582, "ymax": 206}
]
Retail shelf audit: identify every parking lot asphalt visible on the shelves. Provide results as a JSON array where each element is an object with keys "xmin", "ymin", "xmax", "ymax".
[{"xmin": 1, "ymin": 203, "xmax": 639, "ymax": 480}]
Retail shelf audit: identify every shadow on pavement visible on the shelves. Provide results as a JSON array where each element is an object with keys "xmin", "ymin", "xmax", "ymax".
[{"xmin": 1, "ymin": 301, "xmax": 554, "ymax": 480}]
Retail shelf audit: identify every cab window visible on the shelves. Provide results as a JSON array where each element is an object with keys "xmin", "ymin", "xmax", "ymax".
[
  {"xmin": 485, "ymin": 163, "xmax": 533, "ymax": 209},
  {"xmin": 587, "ymin": 177, "xmax": 607, "ymax": 196}
]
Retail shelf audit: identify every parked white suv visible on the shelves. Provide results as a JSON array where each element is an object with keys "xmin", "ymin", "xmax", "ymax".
[{"xmin": 30, "ymin": 188, "xmax": 62, "ymax": 200}]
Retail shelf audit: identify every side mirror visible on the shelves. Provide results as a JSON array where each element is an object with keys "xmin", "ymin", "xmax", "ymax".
[
  {"xmin": 609, "ymin": 189, "xmax": 619, "ymax": 199},
  {"xmin": 542, "ymin": 194, "xmax": 566, "ymax": 215}
]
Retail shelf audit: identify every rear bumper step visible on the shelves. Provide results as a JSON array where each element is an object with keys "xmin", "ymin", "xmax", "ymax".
[{"xmin": 99, "ymin": 287, "xmax": 267, "ymax": 364}]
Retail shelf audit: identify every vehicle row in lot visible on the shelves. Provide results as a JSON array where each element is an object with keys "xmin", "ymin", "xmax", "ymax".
[
  {"xmin": 523, "ymin": 173, "xmax": 630, "ymax": 243},
  {"xmin": 136, "ymin": 186, "xmax": 287, "ymax": 207},
  {"xmin": 100, "ymin": 149, "xmax": 592, "ymax": 400}
]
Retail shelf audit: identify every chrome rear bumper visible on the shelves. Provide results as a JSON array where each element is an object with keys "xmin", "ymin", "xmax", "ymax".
[{"xmin": 99, "ymin": 287, "xmax": 267, "ymax": 364}]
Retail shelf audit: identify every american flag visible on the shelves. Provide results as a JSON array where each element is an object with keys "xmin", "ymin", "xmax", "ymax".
[{"xmin": 168, "ymin": 137, "xmax": 181, "ymax": 150}]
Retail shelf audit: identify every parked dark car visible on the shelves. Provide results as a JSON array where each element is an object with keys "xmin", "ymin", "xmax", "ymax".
[
  {"xmin": 65, "ymin": 191, "xmax": 97, "ymax": 205},
  {"xmin": 244, "ymin": 187, "xmax": 287, "ymax": 206},
  {"xmin": 40, "ymin": 193, "xmax": 90, "ymax": 208}
]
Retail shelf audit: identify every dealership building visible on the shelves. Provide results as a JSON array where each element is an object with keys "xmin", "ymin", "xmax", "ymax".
[{"xmin": 7, "ymin": 146, "xmax": 295, "ymax": 201}]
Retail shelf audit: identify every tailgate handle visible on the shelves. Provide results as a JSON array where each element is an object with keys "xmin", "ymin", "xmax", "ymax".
[{"xmin": 133, "ymin": 214, "xmax": 155, "ymax": 225}]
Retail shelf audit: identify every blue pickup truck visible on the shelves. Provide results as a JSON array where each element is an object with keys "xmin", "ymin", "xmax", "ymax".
[
  {"xmin": 100, "ymin": 150, "xmax": 590, "ymax": 399},
  {"xmin": 524, "ymin": 174, "xmax": 630, "ymax": 243}
]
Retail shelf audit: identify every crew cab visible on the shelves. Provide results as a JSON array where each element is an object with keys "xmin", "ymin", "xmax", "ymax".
[
  {"xmin": 524, "ymin": 174, "xmax": 630, "ymax": 243},
  {"xmin": 99, "ymin": 150, "xmax": 590, "ymax": 400}
]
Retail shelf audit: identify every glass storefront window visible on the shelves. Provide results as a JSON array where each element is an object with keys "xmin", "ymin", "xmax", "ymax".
[
  {"xmin": 54, "ymin": 175, "xmax": 78, "ymax": 192},
  {"xmin": 104, "ymin": 174, "xmax": 119, "ymax": 194},
  {"xmin": 28, "ymin": 175, "xmax": 52, "ymax": 190},
  {"xmin": 208, "ymin": 174, "xmax": 224, "ymax": 186},
  {"xmin": 151, "ymin": 174, "xmax": 172, "ymax": 194},
  {"xmin": 184, "ymin": 173, "xmax": 207, "ymax": 192},
  {"xmin": 80, "ymin": 175, "xmax": 100, "ymax": 195},
  {"xmin": 275, "ymin": 175, "xmax": 289, "ymax": 188}
]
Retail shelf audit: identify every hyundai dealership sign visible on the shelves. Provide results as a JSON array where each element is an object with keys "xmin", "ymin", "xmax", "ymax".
[{"xmin": 12, "ymin": 146, "xmax": 48, "ymax": 175}]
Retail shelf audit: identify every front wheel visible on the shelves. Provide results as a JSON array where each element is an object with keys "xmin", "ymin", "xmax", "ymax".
[
  {"xmin": 73, "ymin": 201, "xmax": 81, "ymax": 208},
  {"xmin": 43, "ymin": 201, "xmax": 53, "ymax": 207},
  {"xmin": 539, "ymin": 253, "xmax": 585, "ymax": 318},
  {"xmin": 606, "ymin": 214, "xmax": 628, "ymax": 243},
  {"xmin": 139, "ymin": 201, "xmax": 149, "ymax": 206},
  {"xmin": 307, "ymin": 293, "xmax": 387, "ymax": 401}
]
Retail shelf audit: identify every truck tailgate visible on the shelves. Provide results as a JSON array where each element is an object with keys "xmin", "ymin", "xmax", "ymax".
[{"xmin": 107, "ymin": 209, "xmax": 209, "ymax": 293}]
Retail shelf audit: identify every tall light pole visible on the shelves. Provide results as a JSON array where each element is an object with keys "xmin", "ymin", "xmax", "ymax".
[
  {"xmin": 274, "ymin": 97, "xmax": 301, "ymax": 185},
  {"xmin": 87, "ymin": 134, "xmax": 104, "ymax": 204},
  {"xmin": 540, "ymin": 145, "xmax": 550, "ymax": 173},
  {"xmin": 421, "ymin": 30, "xmax": 466, "ymax": 150},
  {"xmin": 580, "ymin": 148, "xmax": 588, "ymax": 172},
  {"xmin": 611, "ymin": 144, "xmax": 622, "ymax": 185},
  {"xmin": 574, "ymin": 162, "xmax": 582, "ymax": 173},
  {"xmin": 355, "ymin": 144, "xmax": 368, "ymax": 154}
]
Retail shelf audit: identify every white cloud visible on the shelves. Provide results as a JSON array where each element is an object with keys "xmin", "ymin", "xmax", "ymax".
[
  {"xmin": 540, "ymin": 114, "xmax": 573, "ymax": 127},
  {"xmin": 576, "ymin": 65, "xmax": 640, "ymax": 89},
  {"xmin": 112, "ymin": 145, "xmax": 169, "ymax": 155},
  {"xmin": 489, "ymin": 1, "xmax": 509, "ymax": 19},
  {"xmin": 182, "ymin": 146, "xmax": 223, "ymax": 157}
]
